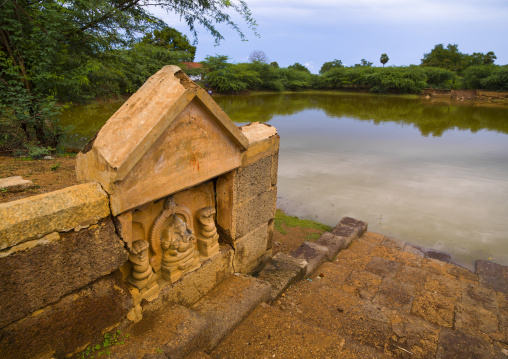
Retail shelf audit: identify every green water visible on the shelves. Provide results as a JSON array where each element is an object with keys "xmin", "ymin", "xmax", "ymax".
[{"xmin": 61, "ymin": 92, "xmax": 508, "ymax": 269}]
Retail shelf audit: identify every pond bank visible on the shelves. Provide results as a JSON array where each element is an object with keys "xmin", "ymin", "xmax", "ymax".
[
  {"xmin": 210, "ymin": 225, "xmax": 508, "ymax": 358},
  {"xmin": 423, "ymin": 88, "xmax": 508, "ymax": 105}
]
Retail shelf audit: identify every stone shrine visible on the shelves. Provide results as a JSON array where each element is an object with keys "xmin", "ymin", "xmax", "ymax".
[
  {"xmin": 0, "ymin": 65, "xmax": 278, "ymax": 358},
  {"xmin": 77, "ymin": 65, "xmax": 279, "ymax": 322}
]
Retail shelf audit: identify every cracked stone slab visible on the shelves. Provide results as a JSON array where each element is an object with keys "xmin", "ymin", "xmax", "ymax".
[
  {"xmin": 256, "ymin": 252, "xmax": 307, "ymax": 300},
  {"xmin": 191, "ymin": 274, "xmax": 271, "ymax": 349}
]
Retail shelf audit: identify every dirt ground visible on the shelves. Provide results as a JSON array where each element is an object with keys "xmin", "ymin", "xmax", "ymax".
[{"xmin": 0, "ymin": 155, "xmax": 79, "ymax": 204}]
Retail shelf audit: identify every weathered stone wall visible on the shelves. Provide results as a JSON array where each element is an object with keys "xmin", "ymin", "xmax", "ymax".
[
  {"xmin": 217, "ymin": 122, "xmax": 279, "ymax": 273},
  {"xmin": 0, "ymin": 183, "xmax": 131, "ymax": 359}
]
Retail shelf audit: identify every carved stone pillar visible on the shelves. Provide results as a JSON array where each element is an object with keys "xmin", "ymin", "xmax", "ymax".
[{"xmin": 196, "ymin": 207, "xmax": 220, "ymax": 257}]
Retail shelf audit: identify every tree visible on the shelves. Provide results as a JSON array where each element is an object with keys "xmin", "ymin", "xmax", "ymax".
[
  {"xmin": 380, "ymin": 54, "xmax": 389, "ymax": 67},
  {"xmin": 0, "ymin": 0, "xmax": 257, "ymax": 152},
  {"xmin": 421, "ymin": 44, "xmax": 464, "ymax": 72},
  {"xmin": 319, "ymin": 59, "xmax": 343, "ymax": 74},
  {"xmin": 141, "ymin": 27, "xmax": 196, "ymax": 61},
  {"xmin": 249, "ymin": 50, "xmax": 269, "ymax": 64},
  {"xmin": 288, "ymin": 63, "xmax": 310, "ymax": 73},
  {"xmin": 355, "ymin": 59, "xmax": 373, "ymax": 67},
  {"xmin": 465, "ymin": 51, "xmax": 497, "ymax": 67},
  {"xmin": 270, "ymin": 62, "xmax": 279, "ymax": 68}
]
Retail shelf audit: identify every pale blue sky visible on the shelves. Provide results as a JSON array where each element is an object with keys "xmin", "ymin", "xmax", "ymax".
[{"xmin": 152, "ymin": 0, "xmax": 508, "ymax": 73}]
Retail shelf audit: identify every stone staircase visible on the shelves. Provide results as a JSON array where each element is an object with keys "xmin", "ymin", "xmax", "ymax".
[{"xmin": 101, "ymin": 217, "xmax": 366, "ymax": 359}]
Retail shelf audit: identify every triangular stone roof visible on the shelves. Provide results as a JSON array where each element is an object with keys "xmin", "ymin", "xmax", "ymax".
[{"xmin": 76, "ymin": 66, "xmax": 248, "ymax": 215}]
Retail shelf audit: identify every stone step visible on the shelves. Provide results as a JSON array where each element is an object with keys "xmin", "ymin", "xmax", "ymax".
[
  {"xmin": 255, "ymin": 252, "xmax": 307, "ymax": 301},
  {"xmin": 210, "ymin": 304, "xmax": 389, "ymax": 358},
  {"xmin": 99, "ymin": 274, "xmax": 271, "ymax": 359},
  {"xmin": 109, "ymin": 303, "xmax": 209, "ymax": 359},
  {"xmin": 191, "ymin": 273, "xmax": 272, "ymax": 350}
]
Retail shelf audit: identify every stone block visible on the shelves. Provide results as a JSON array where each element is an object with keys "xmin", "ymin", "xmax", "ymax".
[
  {"xmin": 109, "ymin": 303, "xmax": 210, "ymax": 359},
  {"xmin": 425, "ymin": 250, "xmax": 452, "ymax": 263},
  {"xmin": 240, "ymin": 122, "xmax": 279, "ymax": 167},
  {"xmin": 315, "ymin": 232, "xmax": 346, "ymax": 260},
  {"xmin": 234, "ymin": 188, "xmax": 277, "ymax": 239},
  {"xmin": 234, "ymin": 155, "xmax": 273, "ymax": 205},
  {"xmin": 192, "ymin": 274, "xmax": 271, "ymax": 350},
  {"xmin": 0, "ymin": 182, "xmax": 110, "ymax": 250},
  {"xmin": 0, "ymin": 176, "xmax": 34, "ymax": 192},
  {"xmin": 233, "ymin": 223, "xmax": 270, "ymax": 274},
  {"xmin": 257, "ymin": 252, "xmax": 308, "ymax": 300},
  {"xmin": 291, "ymin": 241, "xmax": 329, "ymax": 277},
  {"xmin": 147, "ymin": 246, "xmax": 234, "ymax": 308},
  {"xmin": 0, "ymin": 271, "xmax": 132, "ymax": 359},
  {"xmin": 331, "ymin": 226, "xmax": 359, "ymax": 248},
  {"xmin": 335, "ymin": 217, "xmax": 368, "ymax": 237},
  {"xmin": 460, "ymin": 282, "xmax": 498, "ymax": 311},
  {"xmin": 365, "ymin": 256, "xmax": 400, "ymax": 278},
  {"xmin": 411, "ymin": 290, "xmax": 455, "ymax": 327},
  {"xmin": 372, "ymin": 278, "xmax": 416, "ymax": 313},
  {"xmin": 476, "ymin": 260, "xmax": 508, "ymax": 294},
  {"xmin": 0, "ymin": 218, "xmax": 128, "ymax": 329},
  {"xmin": 436, "ymin": 328, "xmax": 500, "ymax": 359}
]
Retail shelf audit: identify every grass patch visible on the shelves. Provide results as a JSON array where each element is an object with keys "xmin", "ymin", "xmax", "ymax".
[
  {"xmin": 77, "ymin": 330, "xmax": 129, "ymax": 358},
  {"xmin": 274, "ymin": 209, "xmax": 332, "ymax": 235}
]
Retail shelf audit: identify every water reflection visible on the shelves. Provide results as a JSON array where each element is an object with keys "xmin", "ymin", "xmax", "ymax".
[
  {"xmin": 61, "ymin": 92, "xmax": 508, "ymax": 268},
  {"xmin": 216, "ymin": 93, "xmax": 508, "ymax": 137}
]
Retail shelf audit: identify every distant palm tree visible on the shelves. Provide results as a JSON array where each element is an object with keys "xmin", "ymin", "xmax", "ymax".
[{"xmin": 380, "ymin": 53, "xmax": 389, "ymax": 67}]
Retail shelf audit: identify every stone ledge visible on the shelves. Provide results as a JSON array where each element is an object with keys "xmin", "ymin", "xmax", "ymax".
[{"xmin": 0, "ymin": 182, "xmax": 111, "ymax": 250}]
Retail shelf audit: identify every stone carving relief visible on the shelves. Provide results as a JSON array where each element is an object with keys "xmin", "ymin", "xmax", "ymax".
[
  {"xmin": 149, "ymin": 196, "xmax": 200, "ymax": 283},
  {"xmin": 196, "ymin": 207, "xmax": 220, "ymax": 257},
  {"xmin": 127, "ymin": 239, "xmax": 159, "ymax": 300},
  {"xmin": 124, "ymin": 186, "xmax": 222, "ymax": 303}
]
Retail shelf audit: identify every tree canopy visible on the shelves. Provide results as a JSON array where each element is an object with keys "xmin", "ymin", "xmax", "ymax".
[
  {"xmin": 141, "ymin": 27, "xmax": 196, "ymax": 61},
  {"xmin": 420, "ymin": 44, "xmax": 496, "ymax": 74},
  {"xmin": 319, "ymin": 59, "xmax": 343, "ymax": 74},
  {"xmin": 288, "ymin": 63, "xmax": 311, "ymax": 73},
  {"xmin": 0, "ymin": 0, "xmax": 257, "ymax": 152}
]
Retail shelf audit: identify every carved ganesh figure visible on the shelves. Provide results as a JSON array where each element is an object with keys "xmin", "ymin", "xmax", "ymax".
[
  {"xmin": 149, "ymin": 196, "xmax": 201, "ymax": 283},
  {"xmin": 160, "ymin": 215, "xmax": 200, "ymax": 282}
]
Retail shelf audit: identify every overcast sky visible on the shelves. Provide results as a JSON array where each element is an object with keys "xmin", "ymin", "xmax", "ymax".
[{"xmin": 152, "ymin": 0, "xmax": 508, "ymax": 73}]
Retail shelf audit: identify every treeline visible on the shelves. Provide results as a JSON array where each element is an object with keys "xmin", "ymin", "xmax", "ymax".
[{"xmin": 200, "ymin": 52, "xmax": 508, "ymax": 94}]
